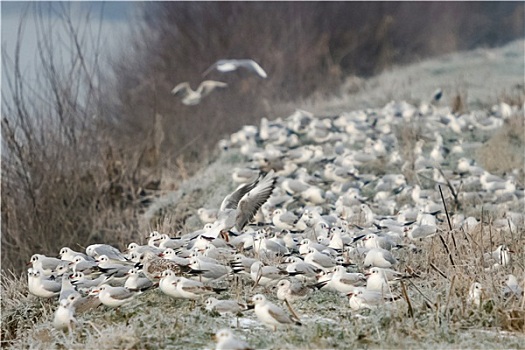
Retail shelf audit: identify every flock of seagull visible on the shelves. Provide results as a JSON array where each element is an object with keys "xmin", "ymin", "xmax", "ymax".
[
  {"xmin": 26, "ymin": 60, "xmax": 524, "ymax": 348},
  {"xmin": 171, "ymin": 59, "xmax": 267, "ymax": 106}
]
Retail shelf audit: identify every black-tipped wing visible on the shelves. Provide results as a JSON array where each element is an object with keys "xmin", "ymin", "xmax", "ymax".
[
  {"xmin": 220, "ymin": 176, "xmax": 261, "ymax": 211},
  {"xmin": 235, "ymin": 171, "xmax": 276, "ymax": 231}
]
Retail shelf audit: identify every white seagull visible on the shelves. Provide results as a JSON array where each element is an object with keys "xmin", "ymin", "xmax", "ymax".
[
  {"xmin": 203, "ymin": 59, "xmax": 267, "ymax": 78},
  {"xmin": 214, "ymin": 328, "xmax": 254, "ymax": 350},
  {"xmin": 171, "ymin": 80, "xmax": 227, "ymax": 106},
  {"xmin": 53, "ymin": 293, "xmax": 80, "ymax": 331},
  {"xmin": 251, "ymin": 294, "xmax": 301, "ymax": 330}
]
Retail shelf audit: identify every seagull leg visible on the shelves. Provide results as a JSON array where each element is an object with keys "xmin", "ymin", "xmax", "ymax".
[{"xmin": 220, "ymin": 231, "xmax": 230, "ymax": 242}]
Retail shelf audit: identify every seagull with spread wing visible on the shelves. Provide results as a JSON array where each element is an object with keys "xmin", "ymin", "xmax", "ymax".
[
  {"xmin": 204, "ymin": 170, "xmax": 277, "ymax": 240},
  {"xmin": 203, "ymin": 59, "xmax": 268, "ymax": 78},
  {"xmin": 171, "ymin": 80, "xmax": 227, "ymax": 106}
]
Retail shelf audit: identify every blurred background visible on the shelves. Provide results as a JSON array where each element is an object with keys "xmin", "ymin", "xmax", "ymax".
[{"xmin": 1, "ymin": 2, "xmax": 523, "ymax": 273}]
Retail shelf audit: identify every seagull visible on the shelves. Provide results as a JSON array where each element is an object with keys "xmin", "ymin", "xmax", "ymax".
[
  {"xmin": 59, "ymin": 247, "xmax": 93, "ymax": 262},
  {"xmin": 188, "ymin": 258, "xmax": 232, "ymax": 282},
  {"xmin": 203, "ymin": 59, "xmax": 267, "ymax": 78},
  {"xmin": 91, "ymin": 284, "xmax": 136, "ymax": 308},
  {"xmin": 69, "ymin": 271, "xmax": 107, "ymax": 291},
  {"xmin": 251, "ymin": 294, "xmax": 301, "ymax": 330},
  {"xmin": 205, "ymin": 297, "xmax": 247, "ymax": 315},
  {"xmin": 331, "ymin": 266, "xmax": 367, "ymax": 294},
  {"xmin": 483, "ymin": 245, "xmax": 514, "ymax": 269},
  {"xmin": 137, "ymin": 250, "xmax": 182, "ymax": 281},
  {"xmin": 85, "ymin": 244, "xmax": 127, "ymax": 262},
  {"xmin": 250, "ymin": 261, "xmax": 286, "ymax": 287},
  {"xmin": 206, "ymin": 170, "xmax": 277, "ymax": 239},
  {"xmin": 53, "ymin": 293, "xmax": 80, "ymax": 331},
  {"xmin": 172, "ymin": 276, "xmax": 222, "ymax": 300},
  {"xmin": 214, "ymin": 328, "xmax": 254, "ymax": 350},
  {"xmin": 171, "ymin": 80, "xmax": 227, "ymax": 106},
  {"xmin": 502, "ymin": 274, "xmax": 523, "ymax": 299},
  {"xmin": 158, "ymin": 270, "xmax": 184, "ymax": 300},
  {"xmin": 28, "ymin": 254, "xmax": 63, "ymax": 276},
  {"xmin": 124, "ymin": 268, "xmax": 155, "ymax": 292},
  {"xmin": 363, "ymin": 248, "xmax": 397, "ymax": 269},
  {"xmin": 347, "ymin": 287, "xmax": 399, "ymax": 311},
  {"xmin": 467, "ymin": 282, "xmax": 483, "ymax": 307},
  {"xmin": 274, "ymin": 279, "xmax": 311, "ymax": 303},
  {"xmin": 28, "ymin": 268, "xmax": 61, "ymax": 298}
]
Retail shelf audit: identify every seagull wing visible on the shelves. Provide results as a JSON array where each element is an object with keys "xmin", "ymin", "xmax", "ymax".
[
  {"xmin": 267, "ymin": 304, "xmax": 292, "ymax": 324},
  {"xmin": 280, "ymin": 211, "xmax": 299, "ymax": 225},
  {"xmin": 110, "ymin": 288, "xmax": 135, "ymax": 300},
  {"xmin": 290, "ymin": 282, "xmax": 310, "ymax": 296},
  {"xmin": 240, "ymin": 59, "xmax": 267, "ymax": 78},
  {"xmin": 236, "ymin": 171, "xmax": 276, "ymax": 230},
  {"xmin": 220, "ymin": 181, "xmax": 259, "ymax": 212},
  {"xmin": 171, "ymin": 82, "xmax": 191, "ymax": 96},
  {"xmin": 199, "ymin": 80, "xmax": 227, "ymax": 97}
]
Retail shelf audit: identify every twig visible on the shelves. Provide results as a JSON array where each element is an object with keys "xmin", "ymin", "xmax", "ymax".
[
  {"xmin": 429, "ymin": 262, "xmax": 449, "ymax": 280},
  {"xmin": 85, "ymin": 320, "xmax": 103, "ymax": 337},
  {"xmin": 438, "ymin": 185, "xmax": 456, "ymax": 250},
  {"xmin": 437, "ymin": 167, "xmax": 458, "ymax": 207},
  {"xmin": 251, "ymin": 265, "xmax": 263, "ymax": 291},
  {"xmin": 438, "ymin": 234, "xmax": 456, "ymax": 266},
  {"xmin": 400, "ymin": 281, "xmax": 414, "ymax": 318},
  {"xmin": 480, "ymin": 207, "xmax": 485, "ymax": 269},
  {"xmin": 407, "ymin": 279, "xmax": 434, "ymax": 308},
  {"xmin": 284, "ymin": 298, "xmax": 301, "ymax": 323}
]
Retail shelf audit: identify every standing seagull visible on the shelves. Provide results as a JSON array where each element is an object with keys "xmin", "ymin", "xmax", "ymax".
[
  {"xmin": 251, "ymin": 294, "xmax": 302, "ymax": 330},
  {"xmin": 203, "ymin": 59, "xmax": 267, "ymax": 79},
  {"xmin": 171, "ymin": 80, "xmax": 227, "ymax": 106}
]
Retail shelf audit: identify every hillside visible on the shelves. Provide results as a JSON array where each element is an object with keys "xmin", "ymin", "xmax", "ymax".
[{"xmin": 2, "ymin": 40, "xmax": 524, "ymax": 349}]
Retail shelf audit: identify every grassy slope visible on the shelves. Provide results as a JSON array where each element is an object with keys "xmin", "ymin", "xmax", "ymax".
[{"xmin": 2, "ymin": 40, "xmax": 524, "ymax": 349}]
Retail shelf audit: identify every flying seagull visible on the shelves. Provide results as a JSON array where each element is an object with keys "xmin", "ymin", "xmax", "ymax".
[
  {"xmin": 171, "ymin": 80, "xmax": 227, "ymax": 106},
  {"xmin": 203, "ymin": 59, "xmax": 267, "ymax": 79}
]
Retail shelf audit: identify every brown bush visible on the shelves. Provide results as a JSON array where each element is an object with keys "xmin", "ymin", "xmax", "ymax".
[{"xmin": 1, "ymin": 4, "xmax": 167, "ymax": 273}]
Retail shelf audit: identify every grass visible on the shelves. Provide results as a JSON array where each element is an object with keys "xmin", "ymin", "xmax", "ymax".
[{"xmin": 2, "ymin": 231, "xmax": 524, "ymax": 349}]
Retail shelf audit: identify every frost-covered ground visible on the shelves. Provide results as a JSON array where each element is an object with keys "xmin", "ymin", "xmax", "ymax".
[
  {"xmin": 2, "ymin": 40, "xmax": 524, "ymax": 349},
  {"xmin": 301, "ymin": 39, "xmax": 524, "ymax": 114}
]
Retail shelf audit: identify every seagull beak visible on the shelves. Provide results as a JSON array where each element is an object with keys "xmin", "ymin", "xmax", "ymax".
[
  {"xmin": 158, "ymin": 253, "xmax": 164, "ymax": 257},
  {"xmin": 26, "ymin": 262, "xmax": 32, "ymax": 266}
]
